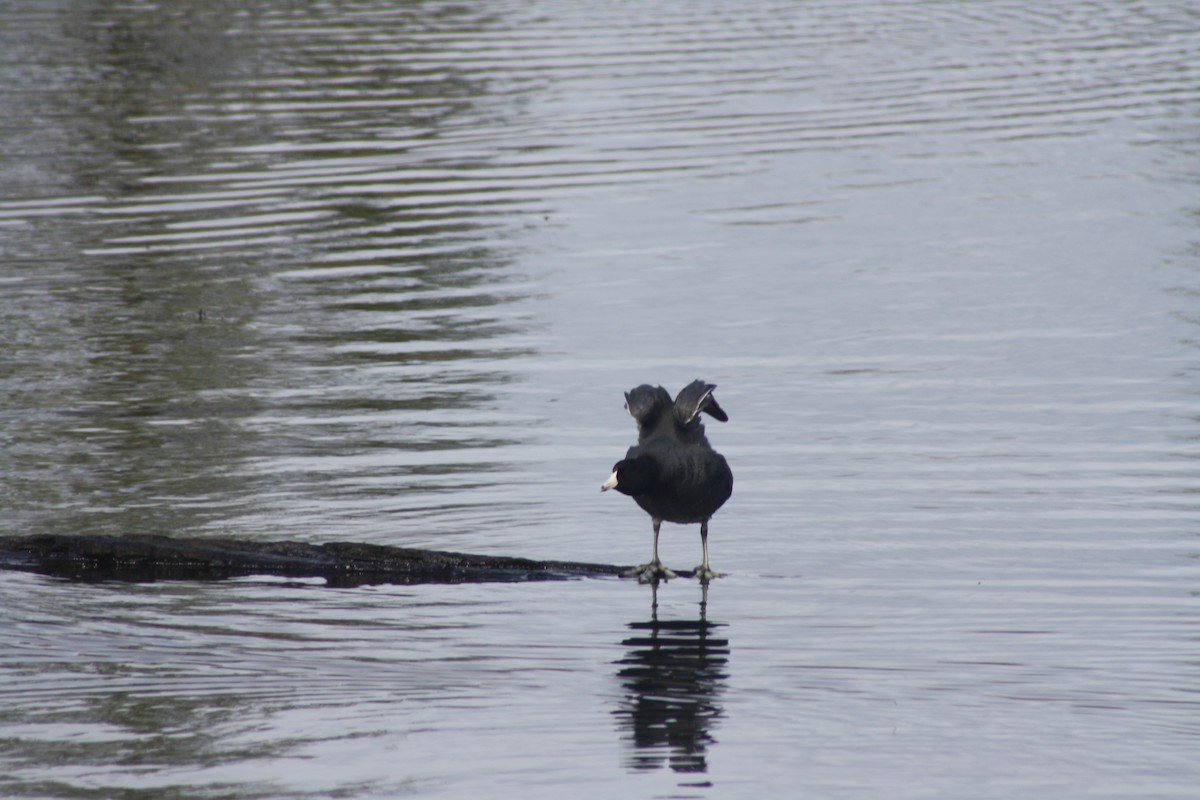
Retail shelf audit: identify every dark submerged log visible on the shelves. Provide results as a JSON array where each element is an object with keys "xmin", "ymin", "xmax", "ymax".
[{"xmin": 0, "ymin": 534, "xmax": 631, "ymax": 586}]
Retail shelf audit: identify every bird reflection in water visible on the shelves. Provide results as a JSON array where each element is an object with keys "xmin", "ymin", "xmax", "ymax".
[{"xmin": 613, "ymin": 581, "xmax": 729, "ymax": 776}]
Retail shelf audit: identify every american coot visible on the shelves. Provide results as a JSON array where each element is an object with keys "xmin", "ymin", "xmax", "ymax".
[{"xmin": 601, "ymin": 379, "xmax": 733, "ymax": 582}]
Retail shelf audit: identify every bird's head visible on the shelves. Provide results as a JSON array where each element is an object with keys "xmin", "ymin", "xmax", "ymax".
[{"xmin": 600, "ymin": 456, "xmax": 657, "ymax": 496}]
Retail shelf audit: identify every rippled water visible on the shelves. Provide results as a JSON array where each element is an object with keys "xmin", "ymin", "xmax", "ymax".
[{"xmin": 3, "ymin": 1, "xmax": 1200, "ymax": 797}]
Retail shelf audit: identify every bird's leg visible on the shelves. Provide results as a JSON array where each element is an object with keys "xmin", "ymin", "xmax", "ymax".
[
  {"xmin": 624, "ymin": 518, "xmax": 676, "ymax": 581},
  {"xmin": 693, "ymin": 520, "xmax": 723, "ymax": 582},
  {"xmin": 651, "ymin": 517, "xmax": 664, "ymax": 566}
]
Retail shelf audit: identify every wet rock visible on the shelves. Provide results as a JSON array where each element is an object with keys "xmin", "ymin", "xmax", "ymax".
[{"xmin": 0, "ymin": 533, "xmax": 630, "ymax": 586}]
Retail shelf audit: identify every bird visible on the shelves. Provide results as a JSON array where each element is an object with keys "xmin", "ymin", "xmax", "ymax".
[{"xmin": 601, "ymin": 379, "xmax": 733, "ymax": 582}]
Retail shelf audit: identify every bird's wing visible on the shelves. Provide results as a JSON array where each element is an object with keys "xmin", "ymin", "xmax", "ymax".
[
  {"xmin": 673, "ymin": 379, "xmax": 728, "ymax": 426},
  {"xmin": 625, "ymin": 384, "xmax": 673, "ymax": 431}
]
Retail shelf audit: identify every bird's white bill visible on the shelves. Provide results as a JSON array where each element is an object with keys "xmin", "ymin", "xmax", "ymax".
[{"xmin": 600, "ymin": 470, "xmax": 619, "ymax": 491}]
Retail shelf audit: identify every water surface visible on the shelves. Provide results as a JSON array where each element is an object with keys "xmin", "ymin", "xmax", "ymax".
[{"xmin": 2, "ymin": 1, "xmax": 1199, "ymax": 797}]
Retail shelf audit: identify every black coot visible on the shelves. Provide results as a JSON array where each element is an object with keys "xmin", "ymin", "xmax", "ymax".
[{"xmin": 601, "ymin": 379, "xmax": 733, "ymax": 581}]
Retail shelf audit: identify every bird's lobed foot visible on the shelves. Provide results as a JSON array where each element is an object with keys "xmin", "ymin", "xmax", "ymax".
[
  {"xmin": 693, "ymin": 566, "xmax": 724, "ymax": 582},
  {"xmin": 623, "ymin": 561, "xmax": 677, "ymax": 582}
]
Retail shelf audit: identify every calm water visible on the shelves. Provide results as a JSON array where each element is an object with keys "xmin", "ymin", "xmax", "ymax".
[{"xmin": 3, "ymin": 0, "xmax": 1200, "ymax": 796}]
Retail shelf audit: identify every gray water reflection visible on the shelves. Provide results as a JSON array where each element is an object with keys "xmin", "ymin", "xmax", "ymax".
[
  {"xmin": 1, "ymin": 0, "xmax": 540, "ymax": 544},
  {"xmin": 614, "ymin": 583, "xmax": 728, "ymax": 776}
]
